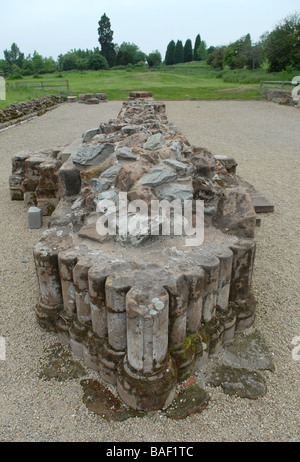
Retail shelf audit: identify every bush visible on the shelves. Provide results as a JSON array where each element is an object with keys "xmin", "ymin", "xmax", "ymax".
[
  {"xmin": 146, "ymin": 50, "xmax": 162, "ymax": 67},
  {"xmin": 8, "ymin": 73, "xmax": 23, "ymax": 80},
  {"xmin": 87, "ymin": 54, "xmax": 109, "ymax": 70}
]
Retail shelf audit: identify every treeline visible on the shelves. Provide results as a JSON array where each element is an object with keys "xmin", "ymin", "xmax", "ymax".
[
  {"xmin": 0, "ymin": 44, "xmax": 111, "ymax": 79},
  {"xmin": 0, "ymin": 43, "xmax": 161, "ymax": 79},
  {"xmin": 1, "ymin": 12, "xmax": 299, "ymax": 79},
  {"xmin": 164, "ymin": 35, "xmax": 207, "ymax": 65},
  {"xmin": 207, "ymin": 13, "xmax": 300, "ymax": 72}
]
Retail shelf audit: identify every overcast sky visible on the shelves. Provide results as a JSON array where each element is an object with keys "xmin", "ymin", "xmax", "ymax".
[{"xmin": 1, "ymin": 0, "xmax": 299, "ymax": 60}]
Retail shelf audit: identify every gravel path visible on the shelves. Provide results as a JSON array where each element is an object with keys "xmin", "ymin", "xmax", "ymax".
[{"xmin": 0, "ymin": 100, "xmax": 299, "ymax": 442}]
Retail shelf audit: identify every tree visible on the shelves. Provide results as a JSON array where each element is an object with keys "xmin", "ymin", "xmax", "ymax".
[
  {"xmin": 62, "ymin": 53, "xmax": 79, "ymax": 71},
  {"xmin": 165, "ymin": 40, "xmax": 175, "ymax": 65},
  {"xmin": 196, "ymin": 41, "xmax": 207, "ymax": 61},
  {"xmin": 146, "ymin": 50, "xmax": 162, "ymax": 67},
  {"xmin": 0, "ymin": 59, "xmax": 12, "ymax": 76},
  {"xmin": 77, "ymin": 58, "xmax": 88, "ymax": 73},
  {"xmin": 183, "ymin": 39, "xmax": 193, "ymax": 62},
  {"xmin": 43, "ymin": 57, "xmax": 56, "ymax": 73},
  {"xmin": 194, "ymin": 34, "xmax": 201, "ymax": 61},
  {"xmin": 98, "ymin": 13, "xmax": 116, "ymax": 67},
  {"xmin": 116, "ymin": 42, "xmax": 146, "ymax": 66},
  {"xmin": 32, "ymin": 51, "xmax": 45, "ymax": 74},
  {"xmin": 4, "ymin": 43, "xmax": 24, "ymax": 68},
  {"xmin": 223, "ymin": 34, "xmax": 253, "ymax": 69},
  {"xmin": 116, "ymin": 50, "xmax": 131, "ymax": 66},
  {"xmin": 87, "ymin": 53, "xmax": 108, "ymax": 70},
  {"xmin": 207, "ymin": 46, "xmax": 226, "ymax": 69},
  {"xmin": 264, "ymin": 13, "xmax": 300, "ymax": 71},
  {"xmin": 174, "ymin": 40, "xmax": 184, "ymax": 64}
]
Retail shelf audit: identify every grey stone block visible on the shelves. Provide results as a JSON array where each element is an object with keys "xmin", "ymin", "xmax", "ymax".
[
  {"xmin": 144, "ymin": 133, "xmax": 165, "ymax": 150},
  {"xmin": 89, "ymin": 178, "xmax": 112, "ymax": 193},
  {"xmin": 73, "ymin": 143, "xmax": 115, "ymax": 166},
  {"xmin": 96, "ymin": 93, "xmax": 108, "ymax": 100},
  {"xmin": 140, "ymin": 166, "xmax": 177, "ymax": 187},
  {"xmin": 115, "ymin": 147, "xmax": 137, "ymax": 161},
  {"xmin": 101, "ymin": 163, "xmax": 124, "ymax": 179},
  {"xmin": 163, "ymin": 158, "xmax": 192, "ymax": 175},
  {"xmin": 28, "ymin": 207, "xmax": 43, "ymax": 229},
  {"xmin": 155, "ymin": 182, "xmax": 193, "ymax": 202},
  {"xmin": 82, "ymin": 128, "xmax": 100, "ymax": 143},
  {"xmin": 58, "ymin": 157, "xmax": 81, "ymax": 197}
]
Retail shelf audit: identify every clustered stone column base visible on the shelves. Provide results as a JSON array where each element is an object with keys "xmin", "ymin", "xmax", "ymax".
[{"xmin": 33, "ymin": 226, "xmax": 256, "ymax": 410}]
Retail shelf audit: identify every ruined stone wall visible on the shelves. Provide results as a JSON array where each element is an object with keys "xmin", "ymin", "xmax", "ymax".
[
  {"xmin": 0, "ymin": 95, "xmax": 66, "ymax": 126},
  {"xmin": 12, "ymin": 97, "xmax": 259, "ymax": 411},
  {"xmin": 9, "ymin": 148, "xmax": 63, "ymax": 215}
]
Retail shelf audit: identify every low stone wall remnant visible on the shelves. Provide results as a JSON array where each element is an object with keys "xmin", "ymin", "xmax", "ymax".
[
  {"xmin": 261, "ymin": 88, "xmax": 299, "ymax": 107},
  {"xmin": 0, "ymin": 95, "xmax": 66, "ymax": 125}
]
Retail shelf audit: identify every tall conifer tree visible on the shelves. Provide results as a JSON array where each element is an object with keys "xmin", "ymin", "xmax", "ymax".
[
  {"xmin": 174, "ymin": 40, "xmax": 184, "ymax": 64},
  {"xmin": 183, "ymin": 39, "xmax": 193, "ymax": 62},
  {"xmin": 98, "ymin": 13, "xmax": 116, "ymax": 67},
  {"xmin": 194, "ymin": 34, "xmax": 201, "ymax": 61},
  {"xmin": 165, "ymin": 40, "xmax": 175, "ymax": 65}
]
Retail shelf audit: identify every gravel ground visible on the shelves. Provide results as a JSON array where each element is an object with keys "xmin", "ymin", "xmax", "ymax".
[{"xmin": 0, "ymin": 100, "xmax": 299, "ymax": 442}]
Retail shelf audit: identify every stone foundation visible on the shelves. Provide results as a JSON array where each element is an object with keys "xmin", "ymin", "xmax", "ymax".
[{"xmin": 12, "ymin": 96, "xmax": 260, "ymax": 411}]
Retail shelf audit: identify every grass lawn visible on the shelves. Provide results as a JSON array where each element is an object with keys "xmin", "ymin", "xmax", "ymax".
[{"xmin": 1, "ymin": 61, "xmax": 289, "ymax": 109}]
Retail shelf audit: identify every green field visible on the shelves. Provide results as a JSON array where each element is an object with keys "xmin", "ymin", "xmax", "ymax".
[{"xmin": 1, "ymin": 61, "xmax": 290, "ymax": 109}]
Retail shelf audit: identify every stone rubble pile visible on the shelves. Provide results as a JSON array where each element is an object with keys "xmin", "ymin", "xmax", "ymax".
[
  {"xmin": 0, "ymin": 95, "xmax": 66, "ymax": 124},
  {"xmin": 10, "ymin": 96, "xmax": 259, "ymax": 411},
  {"xmin": 261, "ymin": 88, "xmax": 299, "ymax": 107}
]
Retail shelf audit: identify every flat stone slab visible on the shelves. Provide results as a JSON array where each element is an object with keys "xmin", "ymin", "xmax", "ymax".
[
  {"xmin": 89, "ymin": 178, "xmax": 112, "ymax": 193},
  {"xmin": 82, "ymin": 128, "xmax": 100, "ymax": 143},
  {"xmin": 156, "ymin": 182, "xmax": 193, "ymax": 202},
  {"xmin": 235, "ymin": 176, "xmax": 274, "ymax": 214},
  {"xmin": 79, "ymin": 94, "xmax": 94, "ymax": 100},
  {"xmin": 206, "ymin": 364, "xmax": 267, "ymax": 399},
  {"xmin": 80, "ymin": 379, "xmax": 145, "ymax": 421},
  {"xmin": 129, "ymin": 91, "xmax": 153, "ymax": 98},
  {"xmin": 73, "ymin": 143, "xmax": 115, "ymax": 166},
  {"xmin": 163, "ymin": 158, "xmax": 192, "ymax": 175},
  {"xmin": 201, "ymin": 330, "xmax": 274, "ymax": 400},
  {"xmin": 217, "ymin": 330, "xmax": 275, "ymax": 372},
  {"xmin": 101, "ymin": 162, "xmax": 124, "ymax": 179},
  {"xmin": 251, "ymin": 195, "xmax": 275, "ymax": 213},
  {"xmin": 67, "ymin": 96, "xmax": 77, "ymax": 103},
  {"xmin": 85, "ymin": 98, "xmax": 100, "ymax": 105},
  {"xmin": 96, "ymin": 93, "xmax": 108, "ymax": 100},
  {"xmin": 140, "ymin": 166, "xmax": 177, "ymax": 187},
  {"xmin": 164, "ymin": 383, "xmax": 210, "ymax": 420},
  {"xmin": 80, "ymin": 378, "xmax": 209, "ymax": 421},
  {"xmin": 115, "ymin": 147, "xmax": 137, "ymax": 161},
  {"xmin": 39, "ymin": 343, "xmax": 86, "ymax": 381}
]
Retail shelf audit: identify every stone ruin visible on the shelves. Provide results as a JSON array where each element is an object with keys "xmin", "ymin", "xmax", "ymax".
[
  {"xmin": 0, "ymin": 95, "xmax": 65, "ymax": 126},
  {"xmin": 261, "ymin": 88, "xmax": 300, "ymax": 107},
  {"xmin": 67, "ymin": 93, "xmax": 108, "ymax": 104},
  {"xmin": 10, "ymin": 95, "xmax": 260, "ymax": 411}
]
